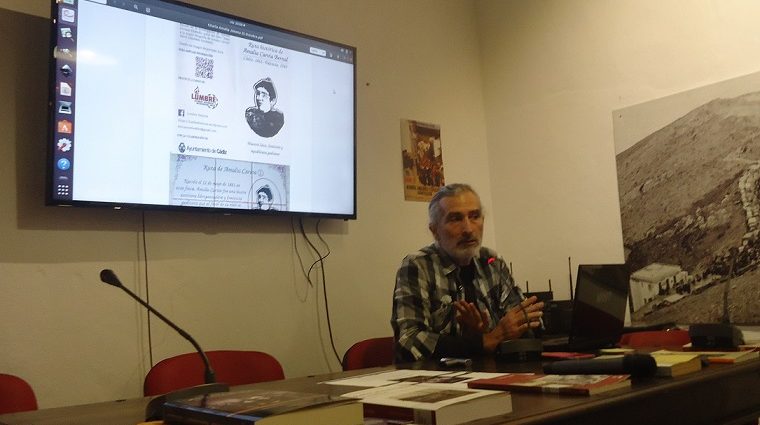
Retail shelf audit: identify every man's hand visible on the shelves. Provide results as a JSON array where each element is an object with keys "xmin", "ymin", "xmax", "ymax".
[
  {"xmin": 482, "ymin": 296, "xmax": 544, "ymax": 353},
  {"xmin": 454, "ymin": 300, "xmax": 490, "ymax": 333},
  {"xmin": 502, "ymin": 296, "xmax": 544, "ymax": 338}
]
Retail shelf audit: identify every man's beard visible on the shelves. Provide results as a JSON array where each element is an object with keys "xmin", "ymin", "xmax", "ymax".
[{"xmin": 445, "ymin": 240, "xmax": 481, "ymax": 265}]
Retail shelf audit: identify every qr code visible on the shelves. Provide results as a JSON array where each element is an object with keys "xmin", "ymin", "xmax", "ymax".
[{"xmin": 195, "ymin": 56, "xmax": 214, "ymax": 79}]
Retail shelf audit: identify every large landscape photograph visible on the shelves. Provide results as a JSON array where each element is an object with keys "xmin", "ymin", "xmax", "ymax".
[{"xmin": 614, "ymin": 73, "xmax": 760, "ymax": 326}]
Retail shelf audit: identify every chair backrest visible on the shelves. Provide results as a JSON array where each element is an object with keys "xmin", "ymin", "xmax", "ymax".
[
  {"xmin": 143, "ymin": 350, "xmax": 285, "ymax": 396},
  {"xmin": 620, "ymin": 330, "xmax": 691, "ymax": 349},
  {"xmin": 0, "ymin": 373, "xmax": 38, "ymax": 414},
  {"xmin": 342, "ymin": 337, "xmax": 394, "ymax": 371}
]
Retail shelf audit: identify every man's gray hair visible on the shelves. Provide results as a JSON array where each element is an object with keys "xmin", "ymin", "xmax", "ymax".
[{"xmin": 428, "ymin": 183, "xmax": 480, "ymax": 226}]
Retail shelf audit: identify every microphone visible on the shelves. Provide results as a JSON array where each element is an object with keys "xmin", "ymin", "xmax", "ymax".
[
  {"xmin": 543, "ymin": 353, "xmax": 657, "ymax": 377},
  {"xmin": 99, "ymin": 269, "xmax": 227, "ymax": 420},
  {"xmin": 99, "ymin": 269, "xmax": 216, "ymax": 384}
]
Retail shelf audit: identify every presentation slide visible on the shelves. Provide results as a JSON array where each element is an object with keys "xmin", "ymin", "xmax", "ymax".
[{"xmin": 66, "ymin": 1, "xmax": 354, "ymax": 215}]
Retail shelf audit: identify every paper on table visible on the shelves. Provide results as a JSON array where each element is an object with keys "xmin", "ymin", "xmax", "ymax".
[
  {"xmin": 322, "ymin": 370, "xmax": 452, "ymax": 387},
  {"xmin": 321, "ymin": 370, "xmax": 507, "ymax": 389}
]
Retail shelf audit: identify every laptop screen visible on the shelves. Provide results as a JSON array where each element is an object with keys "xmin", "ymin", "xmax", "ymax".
[{"xmin": 570, "ymin": 264, "xmax": 630, "ymax": 347}]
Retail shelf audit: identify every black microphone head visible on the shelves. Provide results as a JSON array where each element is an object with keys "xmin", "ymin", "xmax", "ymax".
[
  {"xmin": 100, "ymin": 269, "xmax": 123, "ymax": 287},
  {"xmin": 622, "ymin": 353, "xmax": 657, "ymax": 377}
]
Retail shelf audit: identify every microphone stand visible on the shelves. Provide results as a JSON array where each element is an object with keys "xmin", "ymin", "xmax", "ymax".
[{"xmin": 99, "ymin": 270, "xmax": 228, "ymax": 420}]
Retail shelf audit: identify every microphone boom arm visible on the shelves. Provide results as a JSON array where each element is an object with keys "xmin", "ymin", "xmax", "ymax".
[{"xmin": 99, "ymin": 269, "xmax": 216, "ymax": 384}]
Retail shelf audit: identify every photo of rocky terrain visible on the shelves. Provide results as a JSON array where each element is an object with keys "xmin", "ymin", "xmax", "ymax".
[{"xmin": 616, "ymin": 91, "xmax": 760, "ymax": 326}]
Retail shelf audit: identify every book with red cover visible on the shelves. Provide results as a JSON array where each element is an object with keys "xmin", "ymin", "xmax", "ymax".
[{"xmin": 467, "ymin": 373, "xmax": 631, "ymax": 396}]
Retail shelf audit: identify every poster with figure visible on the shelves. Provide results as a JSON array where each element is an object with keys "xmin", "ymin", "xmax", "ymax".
[
  {"xmin": 400, "ymin": 119, "xmax": 445, "ymax": 201},
  {"xmin": 614, "ymin": 71, "xmax": 760, "ymax": 326}
]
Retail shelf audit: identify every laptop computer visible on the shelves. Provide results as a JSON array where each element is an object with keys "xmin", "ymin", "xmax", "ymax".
[{"xmin": 542, "ymin": 264, "xmax": 630, "ymax": 352}]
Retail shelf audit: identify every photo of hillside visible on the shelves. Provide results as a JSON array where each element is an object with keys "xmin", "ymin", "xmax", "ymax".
[{"xmin": 616, "ymin": 87, "xmax": 760, "ymax": 326}]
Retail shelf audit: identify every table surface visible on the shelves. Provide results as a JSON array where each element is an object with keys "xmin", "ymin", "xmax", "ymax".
[{"xmin": 1, "ymin": 356, "xmax": 758, "ymax": 425}]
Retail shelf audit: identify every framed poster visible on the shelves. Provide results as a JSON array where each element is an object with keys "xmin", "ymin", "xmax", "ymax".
[{"xmin": 400, "ymin": 119, "xmax": 445, "ymax": 202}]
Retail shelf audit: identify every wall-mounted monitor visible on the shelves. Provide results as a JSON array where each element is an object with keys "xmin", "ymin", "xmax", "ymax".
[{"xmin": 47, "ymin": 0, "xmax": 356, "ymax": 219}]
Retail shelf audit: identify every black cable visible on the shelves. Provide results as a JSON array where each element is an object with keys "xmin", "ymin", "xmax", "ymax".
[
  {"xmin": 291, "ymin": 217, "xmax": 313, "ymax": 287},
  {"xmin": 298, "ymin": 217, "xmax": 341, "ymax": 365},
  {"xmin": 315, "ymin": 219, "xmax": 332, "ymax": 257},
  {"xmin": 306, "ymin": 220, "xmax": 331, "ymax": 277},
  {"xmin": 314, "ymin": 219, "xmax": 339, "ymax": 364},
  {"xmin": 141, "ymin": 211, "xmax": 154, "ymax": 367},
  {"xmin": 299, "ymin": 218, "xmax": 323, "ymax": 272}
]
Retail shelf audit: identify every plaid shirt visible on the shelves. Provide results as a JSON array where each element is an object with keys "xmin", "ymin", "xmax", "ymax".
[{"xmin": 391, "ymin": 243, "xmax": 524, "ymax": 362}]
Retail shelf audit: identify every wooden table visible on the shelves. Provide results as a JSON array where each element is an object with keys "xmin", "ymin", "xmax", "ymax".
[{"xmin": 1, "ymin": 357, "xmax": 758, "ymax": 425}]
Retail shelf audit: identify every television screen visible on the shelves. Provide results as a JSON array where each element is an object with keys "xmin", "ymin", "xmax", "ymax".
[{"xmin": 47, "ymin": 0, "xmax": 356, "ymax": 219}]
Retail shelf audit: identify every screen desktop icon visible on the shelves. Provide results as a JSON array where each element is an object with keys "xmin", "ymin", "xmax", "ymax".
[
  {"xmin": 57, "ymin": 119, "xmax": 72, "ymax": 134},
  {"xmin": 57, "ymin": 158, "xmax": 71, "ymax": 171},
  {"xmin": 57, "ymin": 138, "xmax": 72, "ymax": 152},
  {"xmin": 58, "ymin": 101, "xmax": 72, "ymax": 114},
  {"xmin": 60, "ymin": 27, "xmax": 75, "ymax": 42},
  {"xmin": 60, "ymin": 8, "xmax": 75, "ymax": 24},
  {"xmin": 56, "ymin": 184, "xmax": 70, "ymax": 196},
  {"xmin": 55, "ymin": 47, "xmax": 74, "ymax": 60},
  {"xmin": 60, "ymin": 82, "xmax": 72, "ymax": 96}
]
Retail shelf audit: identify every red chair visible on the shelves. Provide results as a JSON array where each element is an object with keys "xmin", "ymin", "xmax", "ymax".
[
  {"xmin": 619, "ymin": 330, "xmax": 691, "ymax": 349},
  {"xmin": 143, "ymin": 350, "xmax": 285, "ymax": 396},
  {"xmin": 342, "ymin": 337, "xmax": 394, "ymax": 371},
  {"xmin": 0, "ymin": 373, "xmax": 38, "ymax": 414}
]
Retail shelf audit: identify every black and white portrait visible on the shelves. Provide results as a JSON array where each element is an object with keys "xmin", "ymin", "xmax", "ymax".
[
  {"xmin": 245, "ymin": 77, "xmax": 285, "ymax": 138},
  {"xmin": 254, "ymin": 184, "xmax": 276, "ymax": 211}
]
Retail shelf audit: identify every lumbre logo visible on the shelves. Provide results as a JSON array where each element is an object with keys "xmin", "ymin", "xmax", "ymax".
[{"xmin": 191, "ymin": 87, "xmax": 219, "ymax": 109}]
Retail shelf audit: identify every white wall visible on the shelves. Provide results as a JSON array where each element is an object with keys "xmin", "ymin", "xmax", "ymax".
[
  {"xmin": 477, "ymin": 0, "xmax": 760, "ymax": 298},
  {"xmin": 0, "ymin": 0, "xmax": 494, "ymax": 409}
]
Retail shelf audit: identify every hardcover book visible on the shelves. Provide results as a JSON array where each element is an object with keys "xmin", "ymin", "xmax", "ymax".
[
  {"xmin": 649, "ymin": 352, "xmax": 703, "ymax": 377},
  {"xmin": 342, "ymin": 383, "xmax": 512, "ymax": 425},
  {"xmin": 657, "ymin": 349, "xmax": 759, "ymax": 364},
  {"xmin": 467, "ymin": 373, "xmax": 630, "ymax": 396},
  {"xmin": 162, "ymin": 388, "xmax": 364, "ymax": 425}
]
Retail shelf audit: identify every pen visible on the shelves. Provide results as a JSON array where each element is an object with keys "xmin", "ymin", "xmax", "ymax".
[{"xmin": 439, "ymin": 357, "xmax": 473, "ymax": 367}]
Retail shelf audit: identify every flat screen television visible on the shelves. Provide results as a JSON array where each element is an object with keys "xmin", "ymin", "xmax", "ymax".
[{"xmin": 47, "ymin": 0, "xmax": 356, "ymax": 219}]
